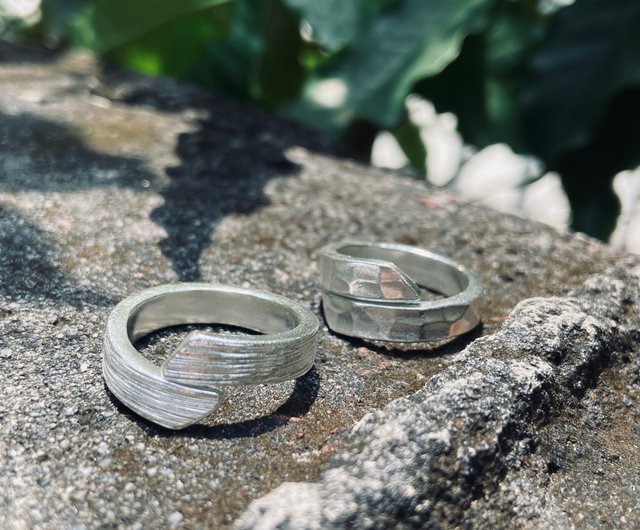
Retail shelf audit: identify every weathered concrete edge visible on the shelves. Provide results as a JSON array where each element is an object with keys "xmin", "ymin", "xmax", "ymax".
[{"xmin": 235, "ymin": 269, "xmax": 639, "ymax": 529}]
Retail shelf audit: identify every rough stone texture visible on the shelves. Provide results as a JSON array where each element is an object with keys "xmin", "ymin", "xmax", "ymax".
[
  {"xmin": 238, "ymin": 270, "xmax": 640, "ymax": 528},
  {"xmin": 0, "ymin": 42, "xmax": 638, "ymax": 529}
]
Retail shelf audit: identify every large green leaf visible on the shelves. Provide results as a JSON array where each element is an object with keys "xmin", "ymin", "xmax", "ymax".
[
  {"xmin": 106, "ymin": 5, "xmax": 234, "ymax": 81},
  {"xmin": 523, "ymin": 0, "xmax": 640, "ymax": 239},
  {"xmin": 197, "ymin": 0, "xmax": 264, "ymax": 98},
  {"xmin": 282, "ymin": 0, "xmax": 360, "ymax": 50},
  {"xmin": 281, "ymin": 0, "xmax": 375, "ymax": 51},
  {"xmin": 287, "ymin": 0, "xmax": 493, "ymax": 133},
  {"xmin": 72, "ymin": 0, "xmax": 234, "ymax": 53},
  {"xmin": 415, "ymin": 0, "xmax": 543, "ymax": 151},
  {"xmin": 282, "ymin": 0, "xmax": 400, "ymax": 51},
  {"xmin": 415, "ymin": 35, "xmax": 491, "ymax": 147},
  {"xmin": 524, "ymin": 0, "xmax": 640, "ymax": 165},
  {"xmin": 257, "ymin": 0, "xmax": 307, "ymax": 108}
]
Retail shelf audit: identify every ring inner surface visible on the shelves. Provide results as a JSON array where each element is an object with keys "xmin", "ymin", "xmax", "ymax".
[
  {"xmin": 127, "ymin": 290, "xmax": 299, "ymax": 342},
  {"xmin": 338, "ymin": 245, "xmax": 468, "ymax": 296}
]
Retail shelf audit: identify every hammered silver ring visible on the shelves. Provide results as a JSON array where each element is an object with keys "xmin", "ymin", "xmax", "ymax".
[
  {"xmin": 103, "ymin": 283, "xmax": 319, "ymax": 429},
  {"xmin": 319, "ymin": 242, "xmax": 483, "ymax": 342}
]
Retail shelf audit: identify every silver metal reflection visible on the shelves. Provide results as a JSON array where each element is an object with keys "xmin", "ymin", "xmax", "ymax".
[
  {"xmin": 103, "ymin": 283, "xmax": 319, "ymax": 429},
  {"xmin": 319, "ymin": 242, "xmax": 483, "ymax": 342}
]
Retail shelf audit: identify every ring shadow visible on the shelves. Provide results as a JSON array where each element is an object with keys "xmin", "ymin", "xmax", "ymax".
[
  {"xmin": 104, "ymin": 366, "xmax": 321, "ymax": 440},
  {"xmin": 344, "ymin": 326, "xmax": 483, "ymax": 360}
]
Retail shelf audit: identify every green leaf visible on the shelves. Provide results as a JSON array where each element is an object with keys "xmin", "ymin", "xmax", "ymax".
[
  {"xmin": 37, "ymin": 0, "xmax": 83, "ymax": 36},
  {"xmin": 257, "ymin": 0, "xmax": 307, "ymax": 108},
  {"xmin": 523, "ymin": 0, "xmax": 640, "ymax": 239},
  {"xmin": 185, "ymin": 0, "xmax": 262, "ymax": 99},
  {"xmin": 281, "ymin": 0, "xmax": 366, "ymax": 50},
  {"xmin": 286, "ymin": 0, "xmax": 493, "ymax": 134},
  {"xmin": 186, "ymin": 0, "xmax": 305, "ymax": 106},
  {"xmin": 106, "ymin": 4, "xmax": 234, "ymax": 81},
  {"xmin": 390, "ymin": 113, "xmax": 427, "ymax": 173},
  {"xmin": 74, "ymin": 0, "xmax": 235, "ymax": 53},
  {"xmin": 282, "ymin": 0, "xmax": 398, "ymax": 51},
  {"xmin": 415, "ymin": 1, "xmax": 544, "ymax": 151},
  {"xmin": 484, "ymin": 0, "xmax": 544, "ymax": 75},
  {"xmin": 524, "ymin": 0, "xmax": 640, "ymax": 165},
  {"xmin": 415, "ymin": 34, "xmax": 491, "ymax": 147}
]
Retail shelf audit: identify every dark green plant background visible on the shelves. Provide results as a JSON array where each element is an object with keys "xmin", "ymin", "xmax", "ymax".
[{"xmin": 4, "ymin": 0, "xmax": 640, "ymax": 240}]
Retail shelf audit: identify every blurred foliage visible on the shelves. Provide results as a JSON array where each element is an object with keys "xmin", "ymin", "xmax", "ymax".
[{"xmin": 5, "ymin": 0, "xmax": 640, "ymax": 239}]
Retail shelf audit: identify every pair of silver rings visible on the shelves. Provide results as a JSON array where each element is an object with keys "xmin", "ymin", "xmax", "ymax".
[{"xmin": 103, "ymin": 242, "xmax": 483, "ymax": 429}]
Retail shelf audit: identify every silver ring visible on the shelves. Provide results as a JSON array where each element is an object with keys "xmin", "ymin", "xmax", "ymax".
[
  {"xmin": 319, "ymin": 242, "xmax": 483, "ymax": 342},
  {"xmin": 103, "ymin": 283, "xmax": 319, "ymax": 429}
]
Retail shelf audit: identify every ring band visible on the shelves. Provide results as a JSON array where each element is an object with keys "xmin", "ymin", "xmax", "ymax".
[
  {"xmin": 103, "ymin": 283, "xmax": 319, "ymax": 429},
  {"xmin": 319, "ymin": 242, "xmax": 483, "ymax": 342}
]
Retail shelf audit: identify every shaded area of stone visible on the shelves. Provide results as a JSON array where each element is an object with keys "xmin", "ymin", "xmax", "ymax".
[
  {"xmin": 238, "ymin": 270, "xmax": 640, "ymax": 529},
  {"xmin": 0, "ymin": 42, "xmax": 637, "ymax": 529}
]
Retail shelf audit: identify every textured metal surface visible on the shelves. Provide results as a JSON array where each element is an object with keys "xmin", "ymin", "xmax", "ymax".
[
  {"xmin": 103, "ymin": 283, "xmax": 319, "ymax": 429},
  {"xmin": 319, "ymin": 242, "xmax": 483, "ymax": 342},
  {"xmin": 320, "ymin": 244, "xmax": 421, "ymax": 301},
  {"xmin": 322, "ymin": 292, "xmax": 482, "ymax": 342},
  {"xmin": 162, "ymin": 330, "xmax": 317, "ymax": 387}
]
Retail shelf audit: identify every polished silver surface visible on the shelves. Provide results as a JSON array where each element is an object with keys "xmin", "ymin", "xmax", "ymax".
[
  {"xmin": 103, "ymin": 283, "xmax": 319, "ymax": 429},
  {"xmin": 319, "ymin": 242, "xmax": 483, "ymax": 342}
]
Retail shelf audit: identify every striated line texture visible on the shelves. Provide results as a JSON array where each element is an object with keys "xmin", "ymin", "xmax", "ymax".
[
  {"xmin": 103, "ymin": 333, "xmax": 223, "ymax": 430},
  {"xmin": 162, "ymin": 331, "xmax": 318, "ymax": 388},
  {"xmin": 236, "ymin": 272, "xmax": 640, "ymax": 529}
]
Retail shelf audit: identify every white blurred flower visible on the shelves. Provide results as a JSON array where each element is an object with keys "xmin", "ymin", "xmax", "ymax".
[
  {"xmin": 0, "ymin": 0, "xmax": 40, "ymax": 19},
  {"xmin": 308, "ymin": 78, "xmax": 348, "ymax": 109},
  {"xmin": 537, "ymin": 0, "xmax": 575, "ymax": 15},
  {"xmin": 371, "ymin": 131, "xmax": 408, "ymax": 170},
  {"xmin": 610, "ymin": 168, "xmax": 640, "ymax": 252}
]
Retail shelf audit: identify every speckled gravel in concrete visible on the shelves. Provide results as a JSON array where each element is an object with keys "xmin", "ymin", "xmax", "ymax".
[{"xmin": 0, "ymin": 43, "xmax": 638, "ymax": 529}]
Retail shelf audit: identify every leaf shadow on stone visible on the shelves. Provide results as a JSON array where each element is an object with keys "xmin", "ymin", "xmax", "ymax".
[
  {"xmin": 147, "ymin": 96, "xmax": 344, "ymax": 281},
  {"xmin": 104, "ymin": 366, "xmax": 321, "ymax": 439},
  {"xmin": 150, "ymin": 116, "xmax": 300, "ymax": 281},
  {"xmin": 103, "ymin": 71, "xmax": 347, "ymax": 281},
  {"xmin": 0, "ymin": 111, "xmax": 157, "ymax": 192},
  {"xmin": 0, "ymin": 110, "xmax": 160, "ymax": 306},
  {"xmin": 0, "ymin": 41, "xmax": 64, "ymax": 64},
  {"xmin": 0, "ymin": 203, "xmax": 115, "ymax": 307}
]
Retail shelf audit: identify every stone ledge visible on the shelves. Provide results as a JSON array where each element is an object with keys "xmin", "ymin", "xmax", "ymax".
[
  {"xmin": 0, "ymin": 43, "xmax": 638, "ymax": 529},
  {"xmin": 237, "ymin": 269, "xmax": 640, "ymax": 528}
]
